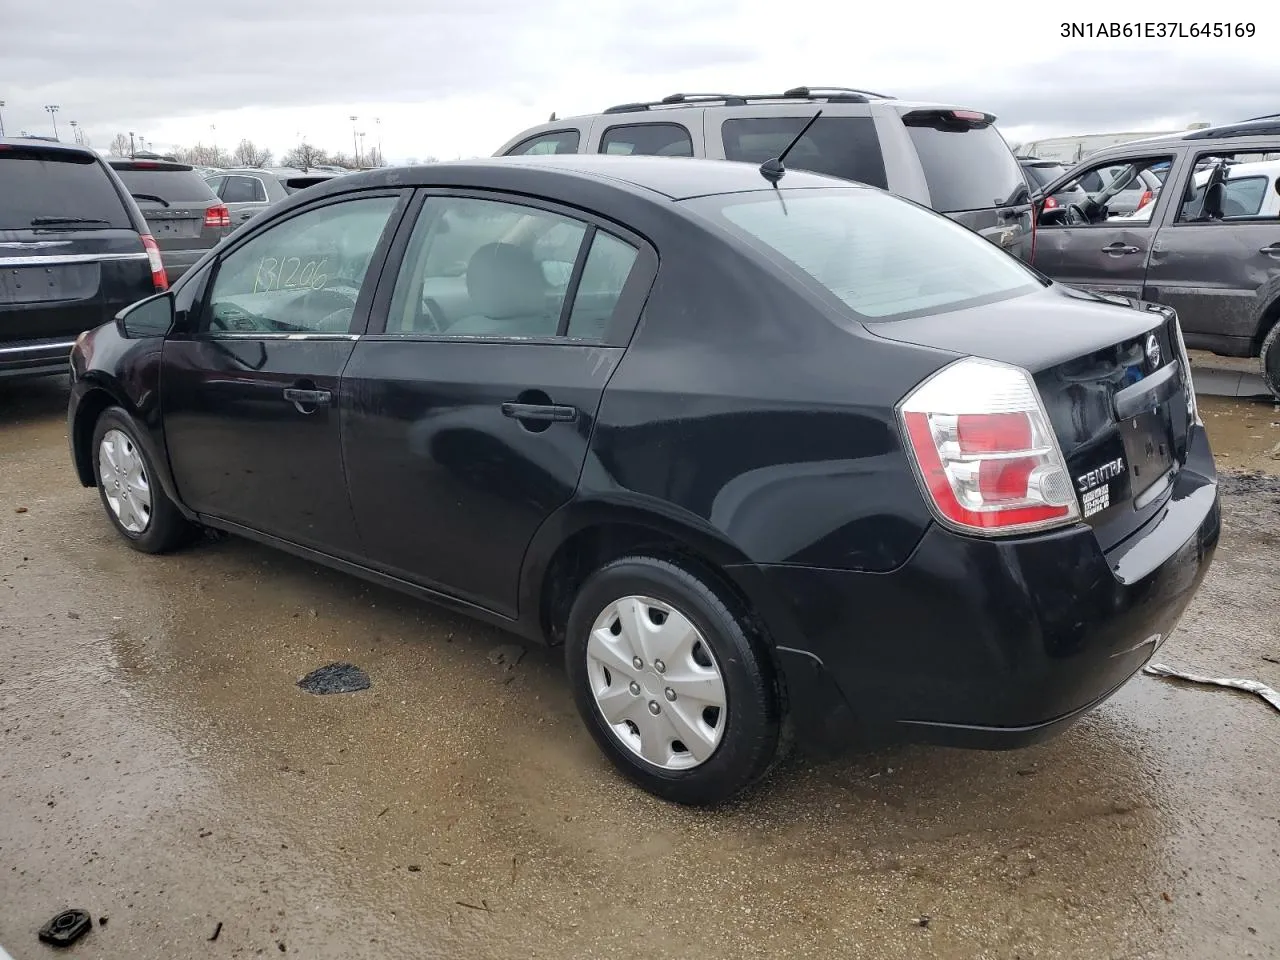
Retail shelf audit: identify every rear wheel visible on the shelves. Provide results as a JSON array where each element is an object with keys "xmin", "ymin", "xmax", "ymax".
[
  {"xmin": 564, "ymin": 556, "xmax": 781, "ymax": 806},
  {"xmin": 91, "ymin": 407, "xmax": 194, "ymax": 554},
  {"xmin": 1261, "ymin": 320, "xmax": 1280, "ymax": 400}
]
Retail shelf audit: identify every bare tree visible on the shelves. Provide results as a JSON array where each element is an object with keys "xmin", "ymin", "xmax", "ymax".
[
  {"xmin": 232, "ymin": 139, "xmax": 272, "ymax": 168},
  {"xmin": 109, "ymin": 133, "xmax": 131, "ymax": 156},
  {"xmin": 363, "ymin": 146, "xmax": 388, "ymax": 168},
  {"xmin": 328, "ymin": 152, "xmax": 358, "ymax": 170},
  {"xmin": 173, "ymin": 142, "xmax": 232, "ymax": 167},
  {"xmin": 280, "ymin": 142, "xmax": 328, "ymax": 171}
]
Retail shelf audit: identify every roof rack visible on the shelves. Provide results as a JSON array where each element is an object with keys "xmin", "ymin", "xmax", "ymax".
[
  {"xmin": 600, "ymin": 85, "xmax": 895, "ymax": 115},
  {"xmin": 1242, "ymin": 113, "xmax": 1280, "ymax": 122},
  {"xmin": 1185, "ymin": 119, "xmax": 1280, "ymax": 140}
]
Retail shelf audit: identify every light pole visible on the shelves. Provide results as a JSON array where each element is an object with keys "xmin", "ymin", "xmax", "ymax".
[
  {"xmin": 349, "ymin": 115, "xmax": 358, "ymax": 165},
  {"xmin": 69, "ymin": 120, "xmax": 79, "ymax": 144},
  {"xmin": 375, "ymin": 117, "xmax": 382, "ymax": 166},
  {"xmin": 0, "ymin": 100, "xmax": 6, "ymax": 138},
  {"xmin": 129, "ymin": 131, "xmax": 135, "ymax": 157},
  {"xmin": 357, "ymin": 132, "xmax": 365, "ymax": 167},
  {"xmin": 44, "ymin": 104, "xmax": 60, "ymax": 140}
]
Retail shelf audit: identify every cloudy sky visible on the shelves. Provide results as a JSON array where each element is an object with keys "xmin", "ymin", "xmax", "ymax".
[{"xmin": 1, "ymin": 0, "xmax": 1276, "ymax": 162}]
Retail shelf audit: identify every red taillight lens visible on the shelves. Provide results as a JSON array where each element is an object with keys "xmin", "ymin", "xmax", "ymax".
[
  {"xmin": 1042, "ymin": 195, "xmax": 1058, "ymax": 209},
  {"xmin": 140, "ymin": 234, "xmax": 169, "ymax": 291},
  {"xmin": 899, "ymin": 359, "xmax": 1080, "ymax": 535},
  {"xmin": 204, "ymin": 204, "xmax": 231, "ymax": 228},
  {"xmin": 1136, "ymin": 189, "xmax": 1154, "ymax": 210}
]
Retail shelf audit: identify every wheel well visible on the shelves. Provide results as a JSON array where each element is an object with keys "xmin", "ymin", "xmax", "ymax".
[
  {"xmin": 71, "ymin": 389, "xmax": 116, "ymax": 487},
  {"xmin": 538, "ymin": 522, "xmax": 760, "ymax": 649},
  {"xmin": 1255, "ymin": 297, "xmax": 1280, "ymax": 350}
]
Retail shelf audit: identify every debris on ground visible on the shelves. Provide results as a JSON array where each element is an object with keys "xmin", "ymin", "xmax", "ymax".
[
  {"xmin": 296, "ymin": 662, "xmax": 371, "ymax": 695},
  {"xmin": 913, "ymin": 915, "xmax": 931, "ymax": 929},
  {"xmin": 37, "ymin": 909, "xmax": 93, "ymax": 946},
  {"xmin": 1144, "ymin": 663, "xmax": 1280, "ymax": 712},
  {"xmin": 15, "ymin": 507, "xmax": 28, "ymax": 514},
  {"xmin": 208, "ymin": 921, "xmax": 223, "ymax": 942},
  {"xmin": 487, "ymin": 644, "xmax": 526, "ymax": 669}
]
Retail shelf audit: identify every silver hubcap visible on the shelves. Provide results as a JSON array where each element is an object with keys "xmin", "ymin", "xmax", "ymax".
[
  {"xmin": 98, "ymin": 428, "xmax": 152, "ymax": 534},
  {"xmin": 586, "ymin": 595, "xmax": 727, "ymax": 771}
]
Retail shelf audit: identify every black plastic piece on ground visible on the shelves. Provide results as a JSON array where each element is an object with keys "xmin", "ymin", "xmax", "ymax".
[
  {"xmin": 297, "ymin": 662, "xmax": 371, "ymax": 695},
  {"xmin": 38, "ymin": 909, "xmax": 93, "ymax": 947}
]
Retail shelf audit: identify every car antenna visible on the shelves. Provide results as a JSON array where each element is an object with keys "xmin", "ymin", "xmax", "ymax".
[
  {"xmin": 549, "ymin": 111, "xmax": 557, "ymax": 122},
  {"xmin": 759, "ymin": 109, "xmax": 823, "ymax": 186}
]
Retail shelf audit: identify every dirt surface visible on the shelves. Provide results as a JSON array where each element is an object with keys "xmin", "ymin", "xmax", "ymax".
[{"xmin": 2, "ymin": 379, "xmax": 1278, "ymax": 960}]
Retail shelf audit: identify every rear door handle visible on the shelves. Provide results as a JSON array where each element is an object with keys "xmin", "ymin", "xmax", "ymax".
[
  {"xmin": 501, "ymin": 402, "xmax": 577, "ymax": 422},
  {"xmin": 1102, "ymin": 243, "xmax": 1141, "ymax": 256},
  {"xmin": 283, "ymin": 387, "xmax": 332, "ymax": 413},
  {"xmin": 1260, "ymin": 243, "xmax": 1280, "ymax": 257}
]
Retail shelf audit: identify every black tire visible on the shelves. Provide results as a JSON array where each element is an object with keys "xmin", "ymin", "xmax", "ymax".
[
  {"xmin": 1261, "ymin": 320, "xmax": 1280, "ymax": 401},
  {"xmin": 564, "ymin": 556, "xmax": 782, "ymax": 806},
  {"xmin": 91, "ymin": 407, "xmax": 195, "ymax": 554}
]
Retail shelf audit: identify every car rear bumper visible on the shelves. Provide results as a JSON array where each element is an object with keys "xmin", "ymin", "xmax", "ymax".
[
  {"xmin": 0, "ymin": 336, "xmax": 76, "ymax": 379},
  {"xmin": 731, "ymin": 424, "xmax": 1221, "ymax": 750},
  {"xmin": 158, "ymin": 248, "xmax": 207, "ymax": 283}
]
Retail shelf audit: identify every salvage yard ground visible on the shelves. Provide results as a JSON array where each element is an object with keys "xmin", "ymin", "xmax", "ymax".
[{"xmin": 2, "ymin": 376, "xmax": 1278, "ymax": 960}]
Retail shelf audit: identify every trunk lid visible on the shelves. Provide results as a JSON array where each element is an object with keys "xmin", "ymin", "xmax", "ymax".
[{"xmin": 869, "ymin": 284, "xmax": 1193, "ymax": 551}]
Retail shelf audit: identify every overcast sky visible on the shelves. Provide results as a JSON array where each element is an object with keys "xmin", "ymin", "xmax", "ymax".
[{"xmin": 1, "ymin": 0, "xmax": 1276, "ymax": 162}]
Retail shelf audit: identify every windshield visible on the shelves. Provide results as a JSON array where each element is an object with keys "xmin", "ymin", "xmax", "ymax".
[
  {"xmin": 685, "ymin": 187, "xmax": 1042, "ymax": 322},
  {"xmin": 0, "ymin": 150, "xmax": 132, "ymax": 229}
]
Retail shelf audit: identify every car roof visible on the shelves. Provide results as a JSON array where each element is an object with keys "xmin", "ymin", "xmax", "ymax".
[
  {"xmin": 331, "ymin": 154, "xmax": 855, "ymax": 202},
  {"xmin": 0, "ymin": 137, "xmax": 101, "ymax": 159},
  {"xmin": 1086, "ymin": 118, "xmax": 1280, "ymax": 157}
]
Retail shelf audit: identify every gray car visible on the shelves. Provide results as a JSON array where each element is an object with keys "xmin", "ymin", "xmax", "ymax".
[
  {"xmin": 1032, "ymin": 116, "xmax": 1280, "ymax": 396},
  {"xmin": 107, "ymin": 158, "xmax": 231, "ymax": 283},
  {"xmin": 203, "ymin": 167, "xmax": 336, "ymax": 227},
  {"xmin": 495, "ymin": 86, "xmax": 1035, "ymax": 262}
]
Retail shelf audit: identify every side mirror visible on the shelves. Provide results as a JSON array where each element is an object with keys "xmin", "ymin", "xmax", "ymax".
[{"xmin": 116, "ymin": 291, "xmax": 175, "ymax": 339}]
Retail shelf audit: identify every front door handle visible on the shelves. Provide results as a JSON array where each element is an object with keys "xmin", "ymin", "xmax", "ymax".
[
  {"xmin": 1260, "ymin": 243, "xmax": 1280, "ymax": 257},
  {"xmin": 283, "ymin": 386, "xmax": 332, "ymax": 414},
  {"xmin": 501, "ymin": 402, "xmax": 577, "ymax": 423},
  {"xmin": 1102, "ymin": 242, "xmax": 1141, "ymax": 256}
]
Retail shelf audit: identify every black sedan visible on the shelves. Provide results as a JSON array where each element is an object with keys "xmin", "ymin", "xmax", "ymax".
[{"xmin": 67, "ymin": 155, "xmax": 1220, "ymax": 806}]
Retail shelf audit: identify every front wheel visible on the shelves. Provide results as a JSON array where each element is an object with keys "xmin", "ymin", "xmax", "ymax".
[
  {"xmin": 1260, "ymin": 321, "xmax": 1280, "ymax": 400},
  {"xmin": 91, "ymin": 407, "xmax": 195, "ymax": 554},
  {"xmin": 564, "ymin": 556, "xmax": 782, "ymax": 806}
]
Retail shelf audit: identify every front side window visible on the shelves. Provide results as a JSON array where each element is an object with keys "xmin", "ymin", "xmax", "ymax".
[
  {"xmin": 722, "ymin": 117, "xmax": 888, "ymax": 189},
  {"xmin": 204, "ymin": 196, "xmax": 397, "ymax": 334},
  {"xmin": 1041, "ymin": 155, "xmax": 1174, "ymax": 225},
  {"xmin": 599, "ymin": 123, "xmax": 694, "ymax": 157},
  {"xmin": 685, "ymin": 187, "xmax": 1041, "ymax": 322},
  {"xmin": 506, "ymin": 130, "xmax": 582, "ymax": 156}
]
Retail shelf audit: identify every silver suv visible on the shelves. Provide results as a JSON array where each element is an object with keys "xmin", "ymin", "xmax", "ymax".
[{"xmin": 496, "ymin": 86, "xmax": 1034, "ymax": 262}]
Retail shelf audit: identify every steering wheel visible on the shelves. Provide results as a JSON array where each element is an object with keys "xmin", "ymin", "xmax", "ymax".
[{"xmin": 1064, "ymin": 203, "xmax": 1089, "ymax": 225}]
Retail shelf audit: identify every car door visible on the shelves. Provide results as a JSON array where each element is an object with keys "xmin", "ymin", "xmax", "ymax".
[
  {"xmin": 161, "ymin": 191, "xmax": 407, "ymax": 556},
  {"xmin": 1144, "ymin": 151, "xmax": 1280, "ymax": 354},
  {"xmin": 341, "ymin": 190, "xmax": 657, "ymax": 617},
  {"xmin": 1032, "ymin": 151, "xmax": 1183, "ymax": 300},
  {"xmin": 218, "ymin": 174, "xmax": 271, "ymax": 226}
]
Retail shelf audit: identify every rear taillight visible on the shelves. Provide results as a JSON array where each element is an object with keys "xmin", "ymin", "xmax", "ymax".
[
  {"xmin": 1136, "ymin": 189, "xmax": 1154, "ymax": 210},
  {"xmin": 1170, "ymin": 314, "xmax": 1200, "ymax": 424},
  {"xmin": 898, "ymin": 358, "xmax": 1079, "ymax": 536},
  {"xmin": 140, "ymin": 234, "xmax": 169, "ymax": 291},
  {"xmin": 204, "ymin": 204, "xmax": 231, "ymax": 228},
  {"xmin": 1042, "ymin": 195, "xmax": 1059, "ymax": 209}
]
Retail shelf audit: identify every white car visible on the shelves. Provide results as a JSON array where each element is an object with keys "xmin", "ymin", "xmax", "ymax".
[{"xmin": 1114, "ymin": 157, "xmax": 1280, "ymax": 220}]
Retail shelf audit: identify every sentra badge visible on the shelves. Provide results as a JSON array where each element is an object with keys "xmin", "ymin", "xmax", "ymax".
[{"xmin": 1076, "ymin": 457, "xmax": 1125, "ymax": 493}]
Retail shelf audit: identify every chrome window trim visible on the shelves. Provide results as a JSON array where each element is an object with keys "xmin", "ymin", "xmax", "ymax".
[
  {"xmin": 0, "ymin": 252, "xmax": 148, "ymax": 267},
  {"xmin": 0, "ymin": 340, "xmax": 78, "ymax": 355},
  {"xmin": 193, "ymin": 332, "xmax": 361, "ymax": 341}
]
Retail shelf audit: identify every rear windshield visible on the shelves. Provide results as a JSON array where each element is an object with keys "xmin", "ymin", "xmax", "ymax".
[
  {"xmin": 904, "ymin": 121, "xmax": 1027, "ymax": 212},
  {"xmin": 684, "ymin": 187, "xmax": 1041, "ymax": 322},
  {"xmin": 0, "ymin": 149, "xmax": 132, "ymax": 229},
  {"xmin": 721, "ymin": 117, "xmax": 889, "ymax": 189},
  {"xmin": 114, "ymin": 168, "xmax": 217, "ymax": 204},
  {"xmin": 1022, "ymin": 163, "xmax": 1066, "ymax": 188}
]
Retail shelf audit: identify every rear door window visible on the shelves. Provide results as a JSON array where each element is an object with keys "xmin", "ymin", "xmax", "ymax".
[
  {"xmin": 221, "ymin": 176, "xmax": 267, "ymax": 203},
  {"xmin": 599, "ymin": 123, "xmax": 694, "ymax": 157},
  {"xmin": 0, "ymin": 148, "xmax": 132, "ymax": 229},
  {"xmin": 904, "ymin": 118, "xmax": 1027, "ymax": 212},
  {"xmin": 722, "ymin": 117, "xmax": 888, "ymax": 189},
  {"xmin": 113, "ymin": 168, "xmax": 217, "ymax": 204},
  {"xmin": 506, "ymin": 130, "xmax": 582, "ymax": 155}
]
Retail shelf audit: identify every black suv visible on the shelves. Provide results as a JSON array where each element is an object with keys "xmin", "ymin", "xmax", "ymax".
[
  {"xmin": 107, "ymin": 158, "xmax": 231, "ymax": 283},
  {"xmin": 1, "ymin": 138, "xmax": 167, "ymax": 380},
  {"xmin": 496, "ymin": 86, "xmax": 1034, "ymax": 262},
  {"xmin": 1031, "ymin": 117, "xmax": 1280, "ymax": 396}
]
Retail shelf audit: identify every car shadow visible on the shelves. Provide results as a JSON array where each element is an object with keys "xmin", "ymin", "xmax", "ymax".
[{"xmin": 0, "ymin": 374, "xmax": 71, "ymax": 430}]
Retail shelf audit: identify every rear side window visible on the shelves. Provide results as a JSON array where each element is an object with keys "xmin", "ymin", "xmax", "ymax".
[
  {"xmin": 686, "ymin": 187, "xmax": 1040, "ymax": 322},
  {"xmin": 599, "ymin": 123, "xmax": 694, "ymax": 157},
  {"xmin": 904, "ymin": 119, "xmax": 1027, "ymax": 212},
  {"xmin": 721, "ymin": 117, "xmax": 889, "ymax": 189},
  {"xmin": 506, "ymin": 130, "xmax": 581, "ymax": 155},
  {"xmin": 221, "ymin": 176, "xmax": 267, "ymax": 203},
  {"xmin": 114, "ymin": 168, "xmax": 217, "ymax": 203},
  {"xmin": 0, "ymin": 149, "xmax": 132, "ymax": 229}
]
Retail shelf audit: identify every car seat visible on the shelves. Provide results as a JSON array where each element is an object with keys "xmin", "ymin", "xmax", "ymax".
[{"xmin": 449, "ymin": 242, "xmax": 557, "ymax": 336}]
